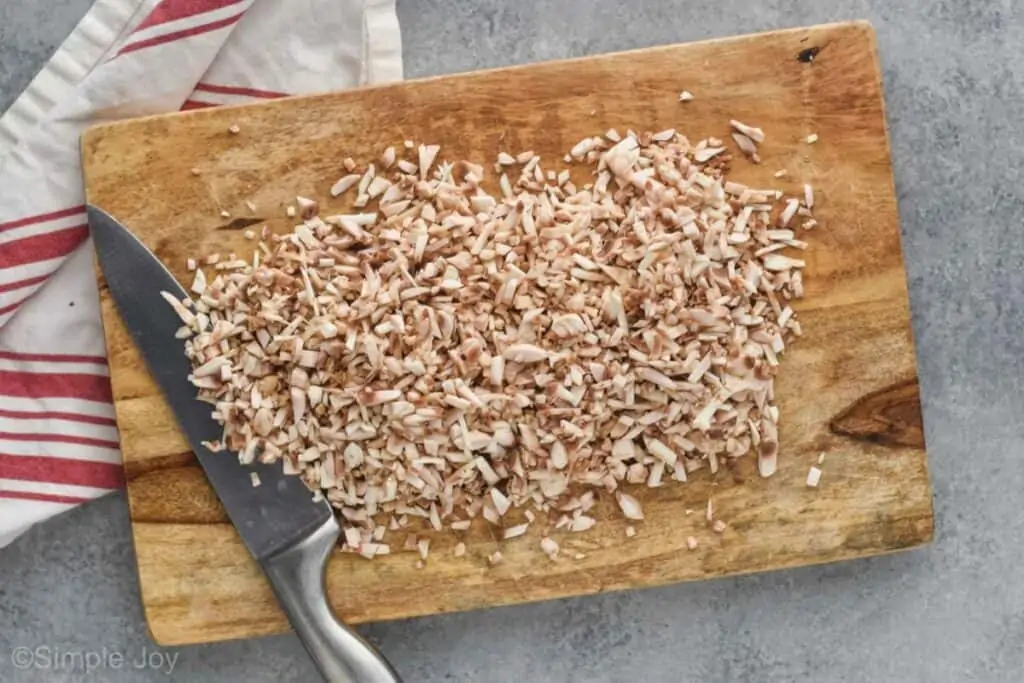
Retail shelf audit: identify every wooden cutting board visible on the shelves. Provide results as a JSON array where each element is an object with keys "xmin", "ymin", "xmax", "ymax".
[{"xmin": 82, "ymin": 21, "xmax": 933, "ymax": 647}]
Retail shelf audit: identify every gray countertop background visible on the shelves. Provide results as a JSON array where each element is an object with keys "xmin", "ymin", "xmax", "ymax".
[{"xmin": 1, "ymin": 0, "xmax": 1020, "ymax": 681}]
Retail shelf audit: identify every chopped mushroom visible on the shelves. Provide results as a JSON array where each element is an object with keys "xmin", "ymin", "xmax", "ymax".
[
  {"xmin": 730, "ymin": 120, "xmax": 765, "ymax": 144},
  {"xmin": 616, "ymin": 492, "xmax": 644, "ymax": 520},
  {"xmin": 732, "ymin": 133, "xmax": 760, "ymax": 161},
  {"xmin": 165, "ymin": 128, "xmax": 813, "ymax": 556},
  {"xmin": 330, "ymin": 174, "xmax": 360, "ymax": 197},
  {"xmin": 503, "ymin": 523, "xmax": 529, "ymax": 540}
]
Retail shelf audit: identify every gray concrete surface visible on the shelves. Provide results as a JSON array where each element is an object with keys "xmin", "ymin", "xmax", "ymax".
[{"xmin": 0, "ymin": 0, "xmax": 1020, "ymax": 681}]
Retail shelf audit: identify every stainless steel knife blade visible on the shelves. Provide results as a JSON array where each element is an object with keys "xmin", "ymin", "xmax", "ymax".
[
  {"xmin": 89, "ymin": 205, "xmax": 401, "ymax": 683},
  {"xmin": 88, "ymin": 205, "xmax": 331, "ymax": 561}
]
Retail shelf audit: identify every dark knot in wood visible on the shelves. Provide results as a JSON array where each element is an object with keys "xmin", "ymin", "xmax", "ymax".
[{"xmin": 829, "ymin": 378, "xmax": 924, "ymax": 449}]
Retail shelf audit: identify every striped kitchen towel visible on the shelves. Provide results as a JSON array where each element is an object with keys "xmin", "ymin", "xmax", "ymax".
[{"xmin": 0, "ymin": 0, "xmax": 403, "ymax": 548}]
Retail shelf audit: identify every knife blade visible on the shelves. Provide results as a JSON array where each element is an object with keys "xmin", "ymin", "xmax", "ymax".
[{"xmin": 89, "ymin": 205, "xmax": 400, "ymax": 683}]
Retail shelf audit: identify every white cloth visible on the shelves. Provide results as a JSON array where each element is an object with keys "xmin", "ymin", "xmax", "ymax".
[{"xmin": 0, "ymin": 0, "xmax": 403, "ymax": 548}]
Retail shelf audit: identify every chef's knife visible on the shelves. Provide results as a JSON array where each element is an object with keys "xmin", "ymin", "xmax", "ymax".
[{"xmin": 88, "ymin": 206, "xmax": 401, "ymax": 683}]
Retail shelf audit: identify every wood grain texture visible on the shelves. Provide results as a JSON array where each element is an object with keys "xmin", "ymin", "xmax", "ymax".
[{"xmin": 82, "ymin": 21, "xmax": 933, "ymax": 647}]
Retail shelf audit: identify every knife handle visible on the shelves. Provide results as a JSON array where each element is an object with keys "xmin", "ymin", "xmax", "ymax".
[{"xmin": 262, "ymin": 516, "xmax": 402, "ymax": 683}]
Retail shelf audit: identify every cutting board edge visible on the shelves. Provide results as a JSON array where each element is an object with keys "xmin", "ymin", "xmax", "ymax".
[
  {"xmin": 78, "ymin": 19, "xmax": 877, "ymax": 161},
  {"xmin": 139, "ymin": 507, "xmax": 933, "ymax": 647},
  {"xmin": 858, "ymin": 23, "xmax": 937, "ymax": 502}
]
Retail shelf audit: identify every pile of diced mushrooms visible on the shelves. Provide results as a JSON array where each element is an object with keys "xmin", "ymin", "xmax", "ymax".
[{"xmin": 167, "ymin": 119, "xmax": 815, "ymax": 560}]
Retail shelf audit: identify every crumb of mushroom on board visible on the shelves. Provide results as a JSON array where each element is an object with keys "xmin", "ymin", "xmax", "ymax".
[{"xmin": 165, "ymin": 117, "xmax": 817, "ymax": 559}]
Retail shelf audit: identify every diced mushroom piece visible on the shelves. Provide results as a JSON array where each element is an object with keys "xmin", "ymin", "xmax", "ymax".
[
  {"xmin": 569, "ymin": 516, "xmax": 597, "ymax": 532},
  {"xmin": 503, "ymin": 344, "xmax": 549, "ymax": 364},
  {"xmin": 296, "ymin": 196, "xmax": 319, "ymax": 219},
  {"xmin": 694, "ymin": 146, "xmax": 726, "ymax": 163},
  {"xmin": 190, "ymin": 269, "xmax": 207, "ymax": 296},
  {"xmin": 418, "ymin": 144, "xmax": 440, "ymax": 179},
  {"xmin": 732, "ymin": 132, "xmax": 759, "ymax": 160},
  {"xmin": 730, "ymin": 120, "xmax": 765, "ymax": 143},
  {"xmin": 330, "ymin": 174, "xmax": 360, "ymax": 197},
  {"xmin": 758, "ymin": 420, "xmax": 779, "ymax": 478},
  {"xmin": 503, "ymin": 523, "xmax": 529, "ymax": 539},
  {"xmin": 616, "ymin": 492, "xmax": 644, "ymax": 520},
  {"xmin": 762, "ymin": 253, "xmax": 806, "ymax": 272},
  {"xmin": 160, "ymin": 291, "xmax": 195, "ymax": 326},
  {"xmin": 490, "ymin": 488, "xmax": 512, "ymax": 516}
]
